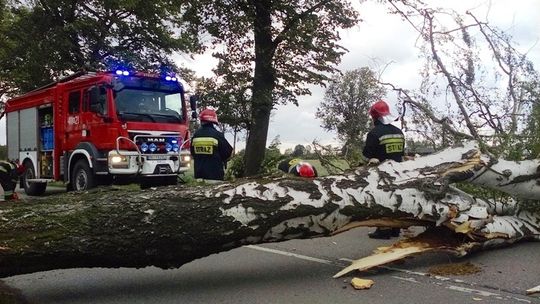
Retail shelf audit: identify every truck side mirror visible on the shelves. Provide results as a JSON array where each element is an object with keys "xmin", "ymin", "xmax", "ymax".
[{"xmin": 189, "ymin": 95, "xmax": 198, "ymax": 120}]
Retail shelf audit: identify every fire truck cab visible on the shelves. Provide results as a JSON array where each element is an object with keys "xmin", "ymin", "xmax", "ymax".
[{"xmin": 5, "ymin": 70, "xmax": 195, "ymax": 195}]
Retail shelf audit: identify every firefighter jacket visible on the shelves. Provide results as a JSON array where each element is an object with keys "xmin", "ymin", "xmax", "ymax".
[
  {"xmin": 362, "ymin": 120, "xmax": 405, "ymax": 163},
  {"xmin": 190, "ymin": 124, "xmax": 233, "ymax": 180}
]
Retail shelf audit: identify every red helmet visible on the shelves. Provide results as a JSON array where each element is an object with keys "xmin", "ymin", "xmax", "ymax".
[
  {"xmin": 369, "ymin": 100, "xmax": 391, "ymax": 120},
  {"xmin": 297, "ymin": 162, "xmax": 317, "ymax": 178},
  {"xmin": 199, "ymin": 108, "xmax": 219, "ymax": 124}
]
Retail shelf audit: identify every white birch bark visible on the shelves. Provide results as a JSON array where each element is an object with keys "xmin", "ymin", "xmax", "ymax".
[{"xmin": 0, "ymin": 141, "xmax": 537, "ymax": 278}]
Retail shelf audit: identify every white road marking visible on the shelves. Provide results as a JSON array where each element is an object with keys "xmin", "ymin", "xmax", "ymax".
[
  {"xmin": 245, "ymin": 245, "xmax": 532, "ymax": 303},
  {"xmin": 447, "ymin": 285, "xmax": 500, "ymax": 297},
  {"xmin": 391, "ymin": 276, "xmax": 419, "ymax": 283},
  {"xmin": 245, "ymin": 245, "xmax": 336, "ymax": 266}
]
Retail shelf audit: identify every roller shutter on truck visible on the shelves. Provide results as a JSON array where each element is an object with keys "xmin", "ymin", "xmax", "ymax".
[
  {"xmin": 19, "ymin": 108, "xmax": 39, "ymax": 152},
  {"xmin": 7, "ymin": 111, "xmax": 19, "ymax": 160}
]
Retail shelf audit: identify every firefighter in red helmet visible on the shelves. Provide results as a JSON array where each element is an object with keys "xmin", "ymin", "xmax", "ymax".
[
  {"xmin": 278, "ymin": 158, "xmax": 318, "ymax": 178},
  {"xmin": 190, "ymin": 108, "xmax": 233, "ymax": 181},
  {"xmin": 363, "ymin": 99, "xmax": 405, "ymax": 239}
]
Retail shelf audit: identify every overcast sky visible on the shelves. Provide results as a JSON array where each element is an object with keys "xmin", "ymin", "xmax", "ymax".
[
  {"xmin": 176, "ymin": 0, "xmax": 540, "ymax": 151},
  {"xmin": 1, "ymin": 0, "xmax": 539, "ymax": 152}
]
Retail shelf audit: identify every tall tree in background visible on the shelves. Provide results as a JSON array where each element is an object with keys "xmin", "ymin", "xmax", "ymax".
[
  {"xmin": 523, "ymin": 81, "xmax": 540, "ymax": 158},
  {"xmin": 384, "ymin": 1, "xmax": 540, "ymax": 157},
  {"xmin": 0, "ymin": 0, "xmax": 199, "ymax": 95},
  {"xmin": 316, "ymin": 67, "xmax": 386, "ymax": 164},
  {"xmin": 186, "ymin": 0, "xmax": 359, "ymax": 176},
  {"xmin": 194, "ymin": 76, "xmax": 252, "ymax": 152}
]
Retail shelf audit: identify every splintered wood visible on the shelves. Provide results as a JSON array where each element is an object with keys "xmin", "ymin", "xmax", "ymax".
[
  {"xmin": 335, "ymin": 244, "xmax": 432, "ymax": 278},
  {"xmin": 350, "ymin": 278, "xmax": 374, "ymax": 290},
  {"xmin": 335, "ymin": 228, "xmax": 467, "ymax": 278},
  {"xmin": 527, "ymin": 285, "xmax": 540, "ymax": 295}
]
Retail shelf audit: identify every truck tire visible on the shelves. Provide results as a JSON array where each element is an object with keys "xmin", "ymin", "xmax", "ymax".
[
  {"xmin": 21, "ymin": 160, "xmax": 47, "ymax": 196},
  {"xmin": 71, "ymin": 160, "xmax": 95, "ymax": 191}
]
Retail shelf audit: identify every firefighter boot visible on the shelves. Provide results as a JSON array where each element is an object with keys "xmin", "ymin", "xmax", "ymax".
[
  {"xmin": 368, "ymin": 228, "xmax": 393, "ymax": 239},
  {"xmin": 368, "ymin": 228, "xmax": 400, "ymax": 239}
]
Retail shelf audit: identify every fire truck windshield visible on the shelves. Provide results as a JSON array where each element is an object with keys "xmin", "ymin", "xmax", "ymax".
[{"xmin": 114, "ymin": 88, "xmax": 184, "ymax": 123}]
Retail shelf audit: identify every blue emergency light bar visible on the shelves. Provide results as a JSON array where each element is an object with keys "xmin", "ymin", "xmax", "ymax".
[
  {"xmin": 114, "ymin": 69, "xmax": 177, "ymax": 82},
  {"xmin": 115, "ymin": 69, "xmax": 130, "ymax": 76}
]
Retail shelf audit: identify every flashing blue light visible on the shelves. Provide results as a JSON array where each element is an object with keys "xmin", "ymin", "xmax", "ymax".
[
  {"xmin": 171, "ymin": 140, "xmax": 178, "ymax": 144},
  {"xmin": 165, "ymin": 142, "xmax": 172, "ymax": 152},
  {"xmin": 165, "ymin": 76, "xmax": 172, "ymax": 81},
  {"xmin": 171, "ymin": 77, "xmax": 177, "ymax": 81},
  {"xmin": 115, "ymin": 70, "xmax": 130, "ymax": 76},
  {"xmin": 172, "ymin": 143, "xmax": 180, "ymax": 152},
  {"xmin": 140, "ymin": 143, "xmax": 149, "ymax": 152},
  {"xmin": 149, "ymin": 143, "xmax": 157, "ymax": 152}
]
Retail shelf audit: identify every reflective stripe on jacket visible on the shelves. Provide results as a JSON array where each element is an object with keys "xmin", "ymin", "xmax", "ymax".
[
  {"xmin": 362, "ymin": 121, "xmax": 405, "ymax": 163},
  {"xmin": 190, "ymin": 124, "xmax": 233, "ymax": 180}
]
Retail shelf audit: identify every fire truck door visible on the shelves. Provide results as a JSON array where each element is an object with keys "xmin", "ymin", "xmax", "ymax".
[
  {"xmin": 82, "ymin": 86, "xmax": 114, "ymax": 148},
  {"xmin": 64, "ymin": 90, "xmax": 83, "ymax": 150}
]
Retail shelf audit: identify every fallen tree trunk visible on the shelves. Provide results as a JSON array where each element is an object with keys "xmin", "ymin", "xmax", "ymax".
[{"xmin": 0, "ymin": 142, "xmax": 538, "ymax": 279}]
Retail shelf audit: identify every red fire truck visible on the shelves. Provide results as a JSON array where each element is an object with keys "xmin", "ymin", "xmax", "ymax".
[{"xmin": 5, "ymin": 70, "xmax": 196, "ymax": 195}]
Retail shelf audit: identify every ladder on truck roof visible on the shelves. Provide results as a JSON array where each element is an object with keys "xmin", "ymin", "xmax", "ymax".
[
  {"xmin": 0, "ymin": 70, "xmax": 94, "ymax": 119},
  {"xmin": 27, "ymin": 70, "xmax": 95, "ymax": 94}
]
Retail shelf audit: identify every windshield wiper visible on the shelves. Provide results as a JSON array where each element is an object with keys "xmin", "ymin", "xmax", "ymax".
[
  {"xmin": 117, "ymin": 111, "xmax": 156, "ymax": 122},
  {"xmin": 151, "ymin": 112, "xmax": 183, "ymax": 122}
]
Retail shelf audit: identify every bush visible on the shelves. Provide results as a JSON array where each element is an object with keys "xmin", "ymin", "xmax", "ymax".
[
  {"xmin": 225, "ymin": 147, "xmax": 284, "ymax": 180},
  {"xmin": 225, "ymin": 150, "xmax": 247, "ymax": 179}
]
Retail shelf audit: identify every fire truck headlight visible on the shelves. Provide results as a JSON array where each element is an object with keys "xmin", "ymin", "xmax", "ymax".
[
  {"xmin": 172, "ymin": 143, "xmax": 180, "ymax": 152},
  {"xmin": 165, "ymin": 142, "xmax": 172, "ymax": 152},
  {"xmin": 109, "ymin": 155, "xmax": 129, "ymax": 169},
  {"xmin": 111, "ymin": 156, "xmax": 124, "ymax": 163},
  {"xmin": 149, "ymin": 143, "xmax": 157, "ymax": 152},
  {"xmin": 181, "ymin": 155, "xmax": 191, "ymax": 163},
  {"xmin": 140, "ymin": 143, "xmax": 149, "ymax": 153}
]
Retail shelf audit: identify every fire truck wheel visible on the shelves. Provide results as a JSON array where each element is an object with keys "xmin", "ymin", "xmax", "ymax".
[
  {"xmin": 21, "ymin": 161, "xmax": 47, "ymax": 196},
  {"xmin": 71, "ymin": 160, "xmax": 95, "ymax": 191}
]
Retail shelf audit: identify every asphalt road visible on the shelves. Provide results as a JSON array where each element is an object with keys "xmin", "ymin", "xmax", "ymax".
[{"xmin": 3, "ymin": 188, "xmax": 540, "ymax": 304}]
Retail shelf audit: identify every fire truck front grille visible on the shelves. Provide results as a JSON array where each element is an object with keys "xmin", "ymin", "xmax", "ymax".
[
  {"xmin": 153, "ymin": 164, "xmax": 173, "ymax": 174},
  {"xmin": 128, "ymin": 132, "xmax": 151, "ymax": 139}
]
